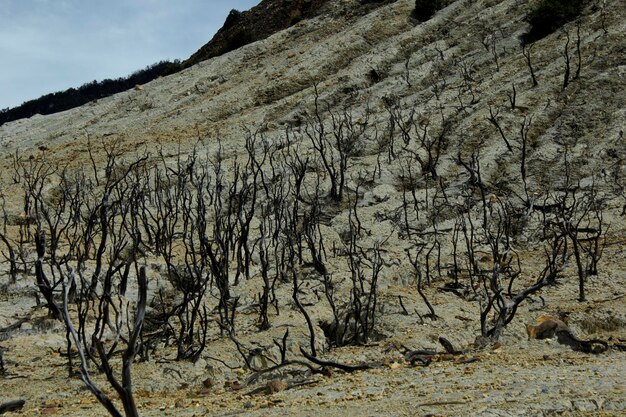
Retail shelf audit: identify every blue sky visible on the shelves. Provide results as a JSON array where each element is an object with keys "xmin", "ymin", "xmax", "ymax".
[{"xmin": 0, "ymin": 0, "xmax": 259, "ymax": 109}]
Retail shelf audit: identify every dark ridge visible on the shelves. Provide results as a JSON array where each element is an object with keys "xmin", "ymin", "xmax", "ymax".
[
  {"xmin": 184, "ymin": 0, "xmax": 398, "ymax": 68},
  {"xmin": 0, "ymin": 60, "xmax": 181, "ymax": 127},
  {"xmin": 182, "ymin": 0, "xmax": 332, "ymax": 68}
]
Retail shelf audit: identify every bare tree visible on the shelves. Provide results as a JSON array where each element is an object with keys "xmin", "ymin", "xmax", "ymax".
[
  {"xmin": 0, "ymin": 194, "xmax": 18, "ymax": 284},
  {"xmin": 562, "ymin": 29, "xmax": 571, "ymax": 90},
  {"xmin": 487, "ymin": 105, "xmax": 513, "ymax": 152},
  {"xmin": 14, "ymin": 142, "xmax": 151, "ymax": 416},
  {"xmin": 507, "ymin": 83, "xmax": 517, "ymax": 110},
  {"xmin": 303, "ymin": 84, "xmax": 367, "ymax": 201},
  {"xmin": 522, "ymin": 44, "xmax": 538, "ymax": 87},
  {"xmin": 62, "ymin": 266, "xmax": 147, "ymax": 417},
  {"xmin": 407, "ymin": 245, "xmax": 438, "ymax": 320},
  {"xmin": 574, "ymin": 21, "xmax": 582, "ymax": 80},
  {"xmin": 388, "ymin": 105, "xmax": 448, "ymax": 179}
]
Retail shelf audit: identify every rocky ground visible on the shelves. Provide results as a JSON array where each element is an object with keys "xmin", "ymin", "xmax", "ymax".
[
  {"xmin": 1, "ymin": 258, "xmax": 625, "ymax": 416},
  {"xmin": 1, "ymin": 0, "xmax": 625, "ymax": 415}
]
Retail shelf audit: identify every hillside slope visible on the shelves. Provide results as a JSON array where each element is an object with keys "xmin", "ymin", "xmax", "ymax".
[
  {"xmin": 1, "ymin": 0, "xmax": 623, "ymax": 168},
  {"xmin": 0, "ymin": 0, "xmax": 625, "ymax": 415}
]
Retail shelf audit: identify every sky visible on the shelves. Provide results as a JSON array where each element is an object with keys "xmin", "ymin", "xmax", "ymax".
[{"xmin": 0, "ymin": 0, "xmax": 260, "ymax": 109}]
